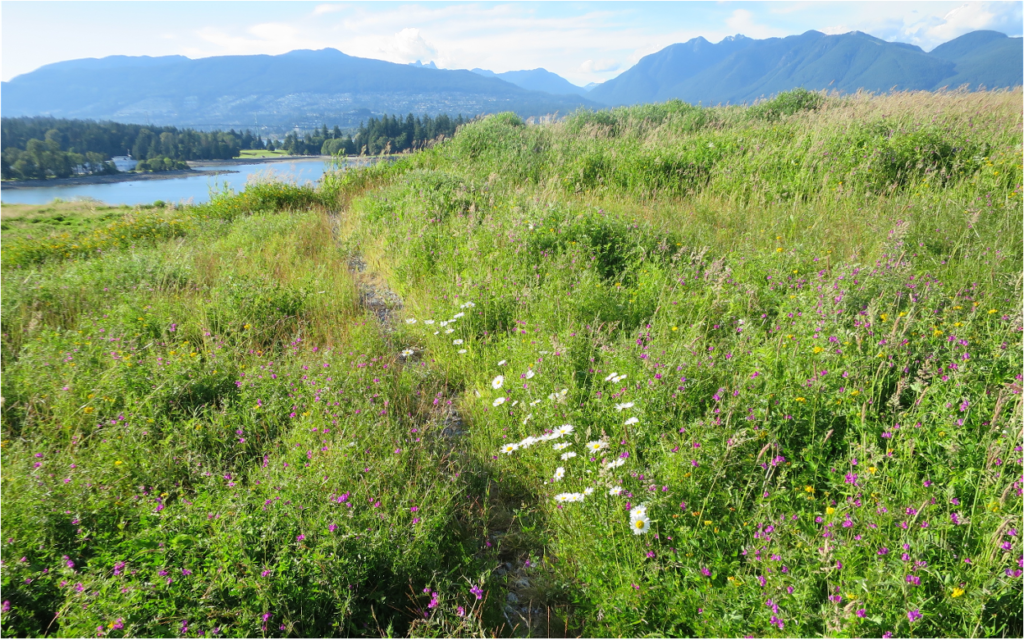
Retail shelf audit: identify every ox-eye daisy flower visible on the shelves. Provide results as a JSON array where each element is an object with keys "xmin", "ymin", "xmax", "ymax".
[
  {"xmin": 401, "ymin": 349, "xmax": 414, "ymax": 357},
  {"xmin": 583, "ymin": 487, "xmax": 595, "ymax": 496},
  {"xmin": 624, "ymin": 417, "xmax": 639, "ymax": 426},
  {"xmin": 424, "ymin": 320, "xmax": 435, "ymax": 325},
  {"xmin": 406, "ymin": 318, "xmax": 417, "ymax": 324},
  {"xmin": 630, "ymin": 513, "xmax": 651, "ymax": 535},
  {"xmin": 609, "ymin": 486, "xmax": 623, "ymax": 496},
  {"xmin": 554, "ymin": 493, "xmax": 573, "ymax": 503},
  {"xmin": 492, "ymin": 375, "xmax": 504, "ymax": 389},
  {"xmin": 615, "ymin": 402, "xmax": 635, "ymax": 411},
  {"xmin": 500, "ymin": 443, "xmax": 519, "ymax": 455},
  {"xmin": 561, "ymin": 452, "xmax": 577, "ymax": 461},
  {"xmin": 453, "ymin": 339, "xmax": 464, "ymax": 345},
  {"xmin": 493, "ymin": 397, "xmax": 506, "ymax": 407},
  {"xmin": 498, "ymin": 360, "xmax": 507, "ymax": 366},
  {"xmin": 553, "ymin": 442, "xmax": 571, "ymax": 451},
  {"xmin": 586, "ymin": 440, "xmax": 608, "ymax": 453},
  {"xmin": 524, "ymin": 370, "xmax": 535, "ymax": 379},
  {"xmin": 604, "ymin": 372, "xmax": 618, "ymax": 382},
  {"xmin": 555, "ymin": 424, "xmax": 575, "ymax": 436},
  {"xmin": 553, "ymin": 467, "xmax": 565, "ymax": 481}
]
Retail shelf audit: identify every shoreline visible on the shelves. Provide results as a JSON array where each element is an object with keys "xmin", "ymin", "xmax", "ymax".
[{"xmin": 0, "ymin": 156, "xmax": 331, "ymax": 190}]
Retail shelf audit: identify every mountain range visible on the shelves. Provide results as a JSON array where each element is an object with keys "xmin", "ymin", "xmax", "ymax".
[
  {"xmin": 0, "ymin": 49, "xmax": 600, "ymax": 129},
  {"xmin": 589, "ymin": 29, "xmax": 1022, "ymax": 106},
  {"xmin": 1, "ymin": 30, "xmax": 1019, "ymax": 129}
]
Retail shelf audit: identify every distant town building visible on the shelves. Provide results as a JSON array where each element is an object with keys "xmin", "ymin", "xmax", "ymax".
[{"xmin": 111, "ymin": 156, "xmax": 137, "ymax": 172}]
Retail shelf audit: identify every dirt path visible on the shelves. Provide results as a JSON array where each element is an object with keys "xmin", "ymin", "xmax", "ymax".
[{"xmin": 336, "ymin": 217, "xmax": 569, "ymax": 637}]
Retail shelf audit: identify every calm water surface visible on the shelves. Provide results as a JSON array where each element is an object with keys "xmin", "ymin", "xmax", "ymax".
[{"xmin": 0, "ymin": 159, "xmax": 338, "ymax": 206}]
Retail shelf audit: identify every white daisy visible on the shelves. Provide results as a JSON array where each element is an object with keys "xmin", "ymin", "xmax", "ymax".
[
  {"xmin": 492, "ymin": 375, "xmax": 504, "ymax": 389},
  {"xmin": 614, "ymin": 402, "xmax": 635, "ymax": 412},
  {"xmin": 445, "ymin": 328, "xmax": 455, "ymax": 334},
  {"xmin": 529, "ymin": 399, "xmax": 543, "ymax": 406},
  {"xmin": 604, "ymin": 458, "xmax": 625, "ymax": 469},
  {"xmin": 400, "ymin": 349, "xmax": 414, "ymax": 357},
  {"xmin": 630, "ymin": 514, "xmax": 651, "ymax": 535},
  {"xmin": 553, "ymin": 467, "xmax": 565, "ymax": 481},
  {"xmin": 586, "ymin": 440, "xmax": 608, "ymax": 453},
  {"xmin": 498, "ymin": 360, "xmax": 507, "ymax": 366},
  {"xmin": 453, "ymin": 339, "xmax": 464, "ymax": 345},
  {"xmin": 424, "ymin": 320, "xmax": 435, "ymax": 325},
  {"xmin": 500, "ymin": 443, "xmax": 519, "ymax": 455},
  {"xmin": 560, "ymin": 452, "xmax": 577, "ymax": 461},
  {"xmin": 624, "ymin": 417, "xmax": 639, "ymax": 426},
  {"xmin": 493, "ymin": 397, "xmax": 506, "ymax": 407},
  {"xmin": 630, "ymin": 504, "xmax": 647, "ymax": 517},
  {"xmin": 604, "ymin": 372, "xmax": 618, "ymax": 382},
  {"xmin": 553, "ymin": 442, "xmax": 571, "ymax": 451},
  {"xmin": 583, "ymin": 487, "xmax": 595, "ymax": 496},
  {"xmin": 440, "ymin": 321, "xmax": 448, "ymax": 327},
  {"xmin": 522, "ymin": 414, "xmax": 532, "ymax": 425},
  {"xmin": 406, "ymin": 318, "xmax": 417, "ymax": 324},
  {"xmin": 524, "ymin": 370, "xmax": 535, "ymax": 379},
  {"xmin": 458, "ymin": 349, "xmax": 467, "ymax": 354},
  {"xmin": 568, "ymin": 493, "xmax": 585, "ymax": 502},
  {"xmin": 453, "ymin": 312, "xmax": 465, "ymax": 319},
  {"xmin": 519, "ymin": 436, "xmax": 538, "ymax": 448},
  {"xmin": 613, "ymin": 375, "xmax": 627, "ymax": 383},
  {"xmin": 511, "ymin": 400, "xmax": 519, "ymax": 407},
  {"xmin": 555, "ymin": 424, "xmax": 575, "ymax": 436},
  {"xmin": 554, "ymin": 493, "xmax": 573, "ymax": 503},
  {"xmin": 609, "ymin": 486, "xmax": 623, "ymax": 496}
]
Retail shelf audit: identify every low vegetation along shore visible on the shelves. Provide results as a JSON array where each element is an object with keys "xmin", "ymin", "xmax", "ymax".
[{"xmin": 1, "ymin": 90, "xmax": 1021, "ymax": 638}]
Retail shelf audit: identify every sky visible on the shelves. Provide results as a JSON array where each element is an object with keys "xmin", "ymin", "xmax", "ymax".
[{"xmin": 2, "ymin": 1, "xmax": 1022, "ymax": 84}]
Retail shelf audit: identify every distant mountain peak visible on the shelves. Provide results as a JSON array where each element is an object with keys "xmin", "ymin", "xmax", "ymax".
[
  {"xmin": 588, "ymin": 29, "xmax": 1021, "ymax": 107},
  {"xmin": 409, "ymin": 60, "xmax": 438, "ymax": 69}
]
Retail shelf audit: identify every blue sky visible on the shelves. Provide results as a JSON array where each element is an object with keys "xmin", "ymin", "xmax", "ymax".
[{"xmin": 3, "ymin": 2, "xmax": 1022, "ymax": 84}]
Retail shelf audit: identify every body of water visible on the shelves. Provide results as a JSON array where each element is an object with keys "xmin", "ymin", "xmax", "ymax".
[{"xmin": 0, "ymin": 158, "xmax": 338, "ymax": 206}]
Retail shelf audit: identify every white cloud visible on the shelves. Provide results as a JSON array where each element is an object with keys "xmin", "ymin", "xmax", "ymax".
[
  {"xmin": 579, "ymin": 58, "xmax": 620, "ymax": 74},
  {"xmin": 375, "ymin": 28, "xmax": 438, "ymax": 64},
  {"xmin": 313, "ymin": 4, "xmax": 346, "ymax": 16},
  {"xmin": 724, "ymin": 9, "xmax": 789, "ymax": 39},
  {"xmin": 187, "ymin": 22, "xmax": 326, "ymax": 58},
  {"xmin": 918, "ymin": 1, "xmax": 1019, "ymax": 44}
]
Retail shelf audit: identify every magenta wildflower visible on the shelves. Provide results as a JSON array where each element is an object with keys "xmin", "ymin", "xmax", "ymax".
[{"xmin": 907, "ymin": 609, "xmax": 922, "ymax": 622}]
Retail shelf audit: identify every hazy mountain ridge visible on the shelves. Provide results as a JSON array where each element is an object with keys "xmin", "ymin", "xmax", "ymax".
[
  {"xmin": 2, "ymin": 30, "xmax": 1018, "ymax": 127},
  {"xmin": 589, "ymin": 30, "xmax": 1022, "ymax": 106},
  {"xmin": 470, "ymin": 68, "xmax": 589, "ymax": 96},
  {"xmin": 1, "ymin": 49, "xmax": 599, "ymax": 128}
]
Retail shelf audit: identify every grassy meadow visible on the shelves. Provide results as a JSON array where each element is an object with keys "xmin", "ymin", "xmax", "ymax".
[{"xmin": 1, "ymin": 89, "xmax": 1021, "ymax": 638}]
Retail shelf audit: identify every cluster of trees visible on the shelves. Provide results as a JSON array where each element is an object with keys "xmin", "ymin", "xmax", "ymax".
[
  {"xmin": 1, "ymin": 112, "xmax": 472, "ymax": 180},
  {"xmin": 352, "ymin": 113, "xmax": 468, "ymax": 155},
  {"xmin": 280, "ymin": 113, "xmax": 469, "ymax": 157},
  {"xmin": 1, "ymin": 117, "xmax": 264, "ymax": 180}
]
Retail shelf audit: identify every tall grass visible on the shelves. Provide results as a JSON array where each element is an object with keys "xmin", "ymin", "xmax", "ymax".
[{"xmin": 2, "ymin": 90, "xmax": 1021, "ymax": 638}]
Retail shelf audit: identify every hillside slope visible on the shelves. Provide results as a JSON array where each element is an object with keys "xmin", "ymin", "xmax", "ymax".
[
  {"xmin": 1, "ymin": 49, "xmax": 600, "ymax": 127},
  {"xmin": 589, "ymin": 30, "xmax": 1022, "ymax": 106}
]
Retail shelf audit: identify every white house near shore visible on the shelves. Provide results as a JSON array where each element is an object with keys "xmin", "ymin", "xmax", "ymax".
[{"xmin": 111, "ymin": 156, "xmax": 137, "ymax": 172}]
